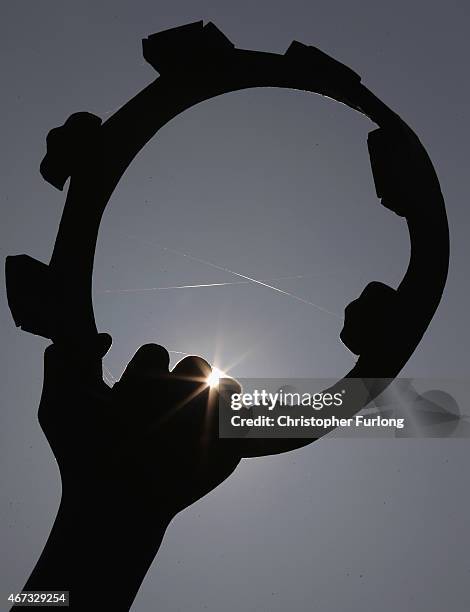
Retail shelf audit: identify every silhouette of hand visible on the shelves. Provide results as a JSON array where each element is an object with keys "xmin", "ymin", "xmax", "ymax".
[
  {"xmin": 26, "ymin": 336, "xmax": 244, "ymax": 608},
  {"xmin": 39, "ymin": 337, "xmax": 243, "ymax": 523}
]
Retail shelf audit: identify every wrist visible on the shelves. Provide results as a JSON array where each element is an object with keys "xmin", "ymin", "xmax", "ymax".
[{"xmin": 25, "ymin": 496, "xmax": 172, "ymax": 610}]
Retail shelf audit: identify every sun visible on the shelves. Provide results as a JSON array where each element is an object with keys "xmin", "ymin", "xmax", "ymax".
[{"xmin": 207, "ymin": 367, "xmax": 226, "ymax": 388}]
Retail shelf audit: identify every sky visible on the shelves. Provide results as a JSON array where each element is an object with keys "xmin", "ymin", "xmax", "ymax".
[{"xmin": 1, "ymin": 2, "xmax": 469, "ymax": 611}]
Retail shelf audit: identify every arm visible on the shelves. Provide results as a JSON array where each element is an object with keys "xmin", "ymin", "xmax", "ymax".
[{"xmin": 23, "ymin": 492, "xmax": 169, "ymax": 611}]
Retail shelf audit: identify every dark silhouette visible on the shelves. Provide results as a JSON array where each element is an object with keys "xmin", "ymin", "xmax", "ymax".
[{"xmin": 5, "ymin": 21, "xmax": 449, "ymax": 610}]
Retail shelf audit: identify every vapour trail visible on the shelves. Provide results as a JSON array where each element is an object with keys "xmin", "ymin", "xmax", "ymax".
[
  {"xmin": 100, "ymin": 275, "xmax": 307, "ymax": 294},
  {"xmin": 129, "ymin": 235, "xmax": 341, "ymax": 319}
]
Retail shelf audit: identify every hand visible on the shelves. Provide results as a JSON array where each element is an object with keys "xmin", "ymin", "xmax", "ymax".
[
  {"xmin": 26, "ymin": 337, "xmax": 243, "ymax": 609},
  {"xmin": 39, "ymin": 337, "xmax": 243, "ymax": 522}
]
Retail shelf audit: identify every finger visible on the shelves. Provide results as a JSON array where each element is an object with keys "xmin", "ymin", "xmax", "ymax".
[
  {"xmin": 39, "ymin": 341, "xmax": 111, "ymax": 434},
  {"xmin": 169, "ymin": 356, "xmax": 213, "ymax": 427},
  {"xmin": 217, "ymin": 376, "xmax": 242, "ymax": 415},
  {"xmin": 216, "ymin": 376, "xmax": 250, "ymax": 445},
  {"xmin": 112, "ymin": 345, "xmax": 172, "ymax": 430},
  {"xmin": 43, "ymin": 333, "xmax": 111, "ymax": 389},
  {"xmin": 218, "ymin": 376, "xmax": 241, "ymax": 395},
  {"xmin": 171, "ymin": 355, "xmax": 212, "ymax": 382},
  {"xmin": 160, "ymin": 356, "xmax": 213, "ymax": 435},
  {"xmin": 119, "ymin": 343, "xmax": 170, "ymax": 382}
]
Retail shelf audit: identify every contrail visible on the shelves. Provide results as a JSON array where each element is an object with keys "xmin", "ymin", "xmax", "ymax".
[
  {"xmin": 125, "ymin": 236, "xmax": 341, "ymax": 319},
  {"xmin": 100, "ymin": 275, "xmax": 307, "ymax": 294}
]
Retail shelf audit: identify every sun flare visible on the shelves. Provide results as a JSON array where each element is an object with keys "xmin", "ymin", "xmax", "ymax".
[{"xmin": 207, "ymin": 367, "xmax": 226, "ymax": 388}]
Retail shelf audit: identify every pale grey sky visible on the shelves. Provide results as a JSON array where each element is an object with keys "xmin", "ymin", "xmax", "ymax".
[{"xmin": 1, "ymin": 2, "xmax": 469, "ymax": 610}]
